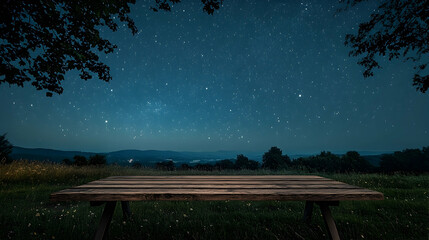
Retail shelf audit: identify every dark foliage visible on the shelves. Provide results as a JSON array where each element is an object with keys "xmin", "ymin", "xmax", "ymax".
[
  {"xmin": 132, "ymin": 162, "xmax": 142, "ymax": 169},
  {"xmin": 235, "ymin": 154, "xmax": 249, "ymax": 170},
  {"xmin": 262, "ymin": 147, "xmax": 291, "ymax": 170},
  {"xmin": 0, "ymin": 0, "xmax": 223, "ymax": 96},
  {"xmin": 88, "ymin": 154, "xmax": 107, "ymax": 166},
  {"xmin": 156, "ymin": 160, "xmax": 175, "ymax": 171},
  {"xmin": 73, "ymin": 155, "xmax": 88, "ymax": 166},
  {"xmin": 214, "ymin": 159, "xmax": 235, "ymax": 170},
  {"xmin": 341, "ymin": 0, "xmax": 428, "ymax": 93},
  {"xmin": 150, "ymin": 0, "xmax": 223, "ymax": 15},
  {"xmin": 291, "ymin": 151, "xmax": 373, "ymax": 173},
  {"xmin": 246, "ymin": 160, "xmax": 260, "ymax": 170},
  {"xmin": 62, "ymin": 158, "xmax": 72, "ymax": 165},
  {"xmin": 0, "ymin": 0, "xmax": 137, "ymax": 96},
  {"xmin": 0, "ymin": 134, "xmax": 13, "ymax": 164},
  {"xmin": 339, "ymin": 151, "xmax": 373, "ymax": 173},
  {"xmin": 291, "ymin": 151, "xmax": 341, "ymax": 173},
  {"xmin": 379, "ymin": 147, "xmax": 429, "ymax": 173},
  {"xmin": 235, "ymin": 154, "xmax": 259, "ymax": 170},
  {"xmin": 194, "ymin": 163, "xmax": 214, "ymax": 171},
  {"xmin": 179, "ymin": 163, "xmax": 192, "ymax": 170}
]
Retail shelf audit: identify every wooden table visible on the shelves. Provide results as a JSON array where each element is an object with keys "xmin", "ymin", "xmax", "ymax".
[{"xmin": 50, "ymin": 175, "xmax": 384, "ymax": 240}]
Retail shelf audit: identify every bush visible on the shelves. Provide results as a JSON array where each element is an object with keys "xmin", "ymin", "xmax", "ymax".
[
  {"xmin": 88, "ymin": 154, "xmax": 107, "ymax": 166},
  {"xmin": 62, "ymin": 158, "xmax": 72, "ymax": 165},
  {"xmin": 214, "ymin": 159, "xmax": 234, "ymax": 170},
  {"xmin": 132, "ymin": 162, "xmax": 142, "ymax": 169},
  {"xmin": 0, "ymin": 134, "xmax": 13, "ymax": 164},
  {"xmin": 262, "ymin": 147, "xmax": 291, "ymax": 170},
  {"xmin": 73, "ymin": 155, "xmax": 88, "ymax": 166},
  {"xmin": 339, "ymin": 151, "xmax": 372, "ymax": 173},
  {"xmin": 379, "ymin": 147, "xmax": 429, "ymax": 173},
  {"xmin": 156, "ymin": 161, "xmax": 175, "ymax": 171}
]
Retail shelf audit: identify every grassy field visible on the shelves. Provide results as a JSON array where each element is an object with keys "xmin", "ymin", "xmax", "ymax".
[{"xmin": 1, "ymin": 161, "xmax": 428, "ymax": 240}]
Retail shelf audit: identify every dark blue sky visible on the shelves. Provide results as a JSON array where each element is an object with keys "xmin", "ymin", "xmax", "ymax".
[{"xmin": 1, "ymin": 0, "xmax": 428, "ymax": 153}]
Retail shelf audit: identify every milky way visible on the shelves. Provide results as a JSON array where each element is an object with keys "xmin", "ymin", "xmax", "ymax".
[{"xmin": 1, "ymin": 0, "xmax": 428, "ymax": 153}]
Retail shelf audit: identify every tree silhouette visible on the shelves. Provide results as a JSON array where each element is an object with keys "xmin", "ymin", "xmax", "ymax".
[
  {"xmin": 234, "ymin": 154, "xmax": 260, "ymax": 170},
  {"xmin": 88, "ymin": 154, "xmax": 107, "ymax": 166},
  {"xmin": 180, "ymin": 163, "xmax": 192, "ymax": 170},
  {"xmin": 339, "ymin": 151, "xmax": 372, "ymax": 173},
  {"xmin": 262, "ymin": 147, "xmax": 291, "ymax": 170},
  {"xmin": 62, "ymin": 158, "xmax": 72, "ymax": 165},
  {"xmin": 0, "ymin": 0, "xmax": 137, "ymax": 96},
  {"xmin": 235, "ymin": 154, "xmax": 249, "ymax": 170},
  {"xmin": 156, "ymin": 160, "xmax": 175, "ymax": 171},
  {"xmin": 0, "ymin": 134, "xmax": 13, "ymax": 164},
  {"xmin": 341, "ymin": 0, "xmax": 428, "ymax": 93},
  {"xmin": 73, "ymin": 155, "xmax": 88, "ymax": 166},
  {"xmin": 214, "ymin": 159, "xmax": 234, "ymax": 170},
  {"xmin": 0, "ymin": 0, "xmax": 222, "ymax": 96},
  {"xmin": 379, "ymin": 147, "xmax": 429, "ymax": 173}
]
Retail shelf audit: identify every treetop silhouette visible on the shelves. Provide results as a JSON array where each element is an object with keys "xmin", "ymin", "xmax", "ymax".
[{"xmin": 341, "ymin": 0, "xmax": 428, "ymax": 93}]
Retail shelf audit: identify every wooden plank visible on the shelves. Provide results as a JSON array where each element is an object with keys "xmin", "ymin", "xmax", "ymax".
[
  {"xmin": 98, "ymin": 176, "xmax": 331, "ymax": 181},
  {"xmin": 50, "ymin": 187, "xmax": 383, "ymax": 202},
  {"xmin": 50, "ymin": 175, "xmax": 384, "ymax": 202},
  {"xmin": 104, "ymin": 175, "xmax": 326, "ymax": 179},
  {"xmin": 50, "ymin": 192, "xmax": 383, "ymax": 202},
  {"xmin": 51, "ymin": 187, "xmax": 382, "ymax": 195},
  {"xmin": 73, "ymin": 184, "xmax": 361, "ymax": 189},
  {"xmin": 86, "ymin": 180, "xmax": 347, "ymax": 185}
]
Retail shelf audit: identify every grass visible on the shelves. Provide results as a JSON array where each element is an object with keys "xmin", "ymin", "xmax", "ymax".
[{"xmin": 0, "ymin": 161, "xmax": 428, "ymax": 240}]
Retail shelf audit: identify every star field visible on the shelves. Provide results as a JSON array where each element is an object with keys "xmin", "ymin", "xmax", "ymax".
[{"xmin": 1, "ymin": 0, "xmax": 428, "ymax": 153}]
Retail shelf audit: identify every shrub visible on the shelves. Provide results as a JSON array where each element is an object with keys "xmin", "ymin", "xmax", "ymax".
[
  {"xmin": 262, "ymin": 147, "xmax": 291, "ymax": 170},
  {"xmin": 73, "ymin": 155, "xmax": 88, "ymax": 166},
  {"xmin": 88, "ymin": 154, "xmax": 107, "ymax": 166},
  {"xmin": 0, "ymin": 134, "xmax": 13, "ymax": 164}
]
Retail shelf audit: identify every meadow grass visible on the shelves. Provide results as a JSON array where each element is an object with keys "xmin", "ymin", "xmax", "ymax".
[{"xmin": 0, "ymin": 161, "xmax": 428, "ymax": 240}]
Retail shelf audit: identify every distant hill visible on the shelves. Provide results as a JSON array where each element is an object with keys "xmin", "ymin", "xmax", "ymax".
[
  {"xmin": 10, "ymin": 147, "xmax": 94, "ymax": 163},
  {"xmin": 10, "ymin": 147, "xmax": 263, "ymax": 166},
  {"xmin": 10, "ymin": 146, "xmax": 391, "ymax": 166}
]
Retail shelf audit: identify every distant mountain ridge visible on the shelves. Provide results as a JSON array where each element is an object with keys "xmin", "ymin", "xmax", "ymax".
[
  {"xmin": 10, "ymin": 147, "xmax": 264, "ymax": 166},
  {"xmin": 10, "ymin": 146, "xmax": 391, "ymax": 166}
]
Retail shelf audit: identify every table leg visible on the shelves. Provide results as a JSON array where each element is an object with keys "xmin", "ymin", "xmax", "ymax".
[
  {"xmin": 317, "ymin": 202, "xmax": 340, "ymax": 240},
  {"xmin": 94, "ymin": 201, "xmax": 116, "ymax": 240},
  {"xmin": 121, "ymin": 201, "xmax": 132, "ymax": 220},
  {"xmin": 303, "ymin": 201, "xmax": 314, "ymax": 223}
]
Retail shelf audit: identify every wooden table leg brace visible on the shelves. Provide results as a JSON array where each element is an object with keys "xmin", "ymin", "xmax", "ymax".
[
  {"xmin": 92, "ymin": 201, "xmax": 132, "ymax": 240},
  {"xmin": 94, "ymin": 201, "xmax": 116, "ymax": 240},
  {"xmin": 303, "ymin": 201, "xmax": 340, "ymax": 240}
]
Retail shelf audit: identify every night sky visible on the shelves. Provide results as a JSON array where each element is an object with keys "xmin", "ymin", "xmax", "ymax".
[{"xmin": 1, "ymin": 0, "xmax": 428, "ymax": 154}]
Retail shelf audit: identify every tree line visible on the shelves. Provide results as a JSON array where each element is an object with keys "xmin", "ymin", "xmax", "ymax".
[
  {"xmin": 62, "ymin": 154, "xmax": 107, "ymax": 166},
  {"xmin": 1, "ymin": 134, "xmax": 428, "ymax": 173},
  {"xmin": 153, "ymin": 146, "xmax": 429, "ymax": 174}
]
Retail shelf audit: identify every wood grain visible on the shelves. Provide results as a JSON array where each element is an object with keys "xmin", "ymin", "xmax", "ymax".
[{"xmin": 50, "ymin": 175, "xmax": 384, "ymax": 202}]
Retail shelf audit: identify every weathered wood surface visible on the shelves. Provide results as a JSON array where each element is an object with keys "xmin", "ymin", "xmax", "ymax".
[{"xmin": 50, "ymin": 175, "xmax": 384, "ymax": 202}]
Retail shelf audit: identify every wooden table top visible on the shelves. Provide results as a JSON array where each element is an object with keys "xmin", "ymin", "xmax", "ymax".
[{"xmin": 50, "ymin": 175, "xmax": 384, "ymax": 202}]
